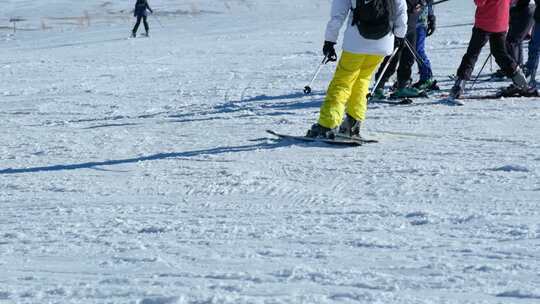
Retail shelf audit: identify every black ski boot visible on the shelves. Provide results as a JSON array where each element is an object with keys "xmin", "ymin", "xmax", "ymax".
[
  {"xmin": 131, "ymin": 31, "xmax": 136, "ymax": 38},
  {"xmin": 497, "ymin": 84, "xmax": 539, "ymax": 98},
  {"xmin": 338, "ymin": 114, "xmax": 362, "ymax": 139},
  {"xmin": 497, "ymin": 68, "xmax": 539, "ymax": 97},
  {"xmin": 511, "ymin": 68, "xmax": 529, "ymax": 89},
  {"xmin": 449, "ymin": 78, "xmax": 466, "ymax": 99},
  {"xmin": 306, "ymin": 123, "xmax": 337, "ymax": 139}
]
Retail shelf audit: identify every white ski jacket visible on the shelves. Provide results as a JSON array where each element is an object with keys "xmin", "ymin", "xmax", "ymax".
[{"xmin": 325, "ymin": 0, "xmax": 408, "ymax": 56}]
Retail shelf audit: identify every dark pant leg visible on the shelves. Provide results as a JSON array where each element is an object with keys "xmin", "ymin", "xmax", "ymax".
[
  {"xmin": 456, "ymin": 27, "xmax": 490, "ymax": 80},
  {"xmin": 397, "ymin": 30, "xmax": 417, "ymax": 86},
  {"xmin": 490, "ymin": 31, "xmax": 518, "ymax": 77},
  {"xmin": 133, "ymin": 16, "xmax": 142, "ymax": 33},
  {"xmin": 143, "ymin": 16, "xmax": 149, "ymax": 32},
  {"xmin": 527, "ymin": 23, "xmax": 540, "ymax": 81},
  {"xmin": 374, "ymin": 49, "xmax": 401, "ymax": 90},
  {"xmin": 506, "ymin": 6, "xmax": 535, "ymax": 65}
]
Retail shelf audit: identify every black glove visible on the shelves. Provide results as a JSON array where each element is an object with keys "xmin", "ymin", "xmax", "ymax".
[
  {"xmin": 427, "ymin": 15, "xmax": 436, "ymax": 36},
  {"xmin": 323, "ymin": 41, "xmax": 337, "ymax": 63},
  {"xmin": 394, "ymin": 37, "xmax": 404, "ymax": 50}
]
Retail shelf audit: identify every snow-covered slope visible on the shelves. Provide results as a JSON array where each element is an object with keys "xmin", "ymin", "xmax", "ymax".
[{"xmin": 1, "ymin": 0, "xmax": 540, "ymax": 303}]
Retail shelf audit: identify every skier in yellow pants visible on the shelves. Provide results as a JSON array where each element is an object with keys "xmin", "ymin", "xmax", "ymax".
[
  {"xmin": 317, "ymin": 52, "xmax": 383, "ymax": 132},
  {"xmin": 307, "ymin": 0, "xmax": 408, "ymax": 139}
]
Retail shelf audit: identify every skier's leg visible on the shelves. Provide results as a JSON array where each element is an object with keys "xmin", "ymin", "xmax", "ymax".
[
  {"xmin": 527, "ymin": 23, "xmax": 540, "ymax": 85},
  {"xmin": 506, "ymin": 6, "xmax": 534, "ymax": 66},
  {"xmin": 416, "ymin": 25, "xmax": 432, "ymax": 81},
  {"xmin": 456, "ymin": 27, "xmax": 490, "ymax": 80},
  {"xmin": 396, "ymin": 30, "xmax": 417, "ymax": 88},
  {"xmin": 133, "ymin": 16, "xmax": 142, "ymax": 34},
  {"xmin": 506, "ymin": 9, "xmax": 521, "ymax": 64},
  {"xmin": 450, "ymin": 28, "xmax": 489, "ymax": 98},
  {"xmin": 143, "ymin": 16, "xmax": 149, "ymax": 34},
  {"xmin": 346, "ymin": 54, "xmax": 384, "ymax": 122},
  {"xmin": 491, "ymin": 32, "xmax": 530, "ymax": 89},
  {"xmin": 490, "ymin": 32, "xmax": 518, "ymax": 77},
  {"xmin": 318, "ymin": 51, "xmax": 365, "ymax": 129}
]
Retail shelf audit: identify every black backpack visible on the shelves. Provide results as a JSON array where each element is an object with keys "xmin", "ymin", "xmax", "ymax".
[{"xmin": 352, "ymin": 0, "xmax": 395, "ymax": 40}]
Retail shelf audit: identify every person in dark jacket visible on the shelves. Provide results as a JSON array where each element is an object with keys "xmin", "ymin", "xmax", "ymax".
[
  {"xmin": 525, "ymin": 0, "xmax": 540, "ymax": 86},
  {"xmin": 132, "ymin": 0, "xmax": 153, "ymax": 38},
  {"xmin": 449, "ymin": 0, "xmax": 530, "ymax": 99},
  {"xmin": 372, "ymin": 0, "xmax": 427, "ymax": 99}
]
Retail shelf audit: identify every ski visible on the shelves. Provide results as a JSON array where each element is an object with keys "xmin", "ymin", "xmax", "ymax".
[
  {"xmin": 447, "ymin": 74, "xmax": 495, "ymax": 82},
  {"xmin": 389, "ymin": 90, "xmax": 429, "ymax": 99},
  {"xmin": 369, "ymin": 90, "xmax": 427, "ymax": 106},
  {"xmin": 459, "ymin": 94, "xmax": 503, "ymax": 100},
  {"xmin": 334, "ymin": 133, "xmax": 379, "ymax": 143},
  {"xmin": 438, "ymin": 88, "xmax": 538, "ymax": 104},
  {"xmin": 369, "ymin": 98, "xmax": 414, "ymax": 105},
  {"xmin": 266, "ymin": 130, "xmax": 376, "ymax": 146}
]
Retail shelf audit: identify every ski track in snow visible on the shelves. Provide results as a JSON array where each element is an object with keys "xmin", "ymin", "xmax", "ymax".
[{"xmin": 1, "ymin": 0, "xmax": 540, "ymax": 303}]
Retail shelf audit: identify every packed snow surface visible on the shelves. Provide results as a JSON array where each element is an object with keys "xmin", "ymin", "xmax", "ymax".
[{"xmin": 1, "ymin": 0, "xmax": 540, "ymax": 303}]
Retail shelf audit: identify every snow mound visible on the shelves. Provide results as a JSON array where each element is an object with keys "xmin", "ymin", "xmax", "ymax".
[
  {"xmin": 0, "ymin": 292, "xmax": 12, "ymax": 300},
  {"xmin": 489, "ymin": 165, "xmax": 530, "ymax": 173},
  {"xmin": 138, "ymin": 226, "xmax": 168, "ymax": 234},
  {"xmin": 496, "ymin": 290, "xmax": 540, "ymax": 299},
  {"xmin": 139, "ymin": 296, "xmax": 179, "ymax": 304}
]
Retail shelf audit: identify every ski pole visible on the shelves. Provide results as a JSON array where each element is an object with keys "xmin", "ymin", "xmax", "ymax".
[
  {"xmin": 303, "ymin": 57, "xmax": 327, "ymax": 95},
  {"xmin": 404, "ymin": 38, "xmax": 425, "ymax": 68},
  {"xmin": 367, "ymin": 46, "xmax": 401, "ymax": 99},
  {"xmin": 470, "ymin": 53, "xmax": 492, "ymax": 90},
  {"xmin": 151, "ymin": 13, "xmax": 164, "ymax": 28},
  {"xmin": 433, "ymin": 0, "xmax": 451, "ymax": 5},
  {"xmin": 439, "ymin": 22, "xmax": 474, "ymax": 29}
]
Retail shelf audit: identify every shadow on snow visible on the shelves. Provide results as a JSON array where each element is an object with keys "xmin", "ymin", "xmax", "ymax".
[{"xmin": 0, "ymin": 138, "xmax": 350, "ymax": 175}]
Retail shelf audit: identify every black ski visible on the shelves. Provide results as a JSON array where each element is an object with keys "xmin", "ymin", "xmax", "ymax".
[
  {"xmin": 267, "ymin": 130, "xmax": 377, "ymax": 146},
  {"xmin": 369, "ymin": 98, "xmax": 414, "ymax": 105},
  {"xmin": 438, "ymin": 88, "xmax": 538, "ymax": 104}
]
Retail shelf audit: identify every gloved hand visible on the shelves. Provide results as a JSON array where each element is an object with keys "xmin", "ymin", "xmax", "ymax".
[
  {"xmin": 427, "ymin": 15, "xmax": 436, "ymax": 36},
  {"xmin": 323, "ymin": 41, "xmax": 337, "ymax": 63},
  {"xmin": 394, "ymin": 37, "xmax": 404, "ymax": 50}
]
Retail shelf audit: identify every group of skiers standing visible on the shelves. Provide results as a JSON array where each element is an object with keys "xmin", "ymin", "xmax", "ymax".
[{"xmin": 307, "ymin": 0, "xmax": 540, "ymax": 140}]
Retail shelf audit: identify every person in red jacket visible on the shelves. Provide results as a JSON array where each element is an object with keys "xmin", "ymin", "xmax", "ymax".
[{"xmin": 449, "ymin": 0, "xmax": 530, "ymax": 99}]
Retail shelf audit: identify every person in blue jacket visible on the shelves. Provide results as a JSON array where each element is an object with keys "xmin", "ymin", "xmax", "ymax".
[{"xmin": 132, "ymin": 0, "xmax": 153, "ymax": 38}]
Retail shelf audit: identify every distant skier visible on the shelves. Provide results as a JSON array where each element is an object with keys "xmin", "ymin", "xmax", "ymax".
[
  {"xmin": 372, "ymin": 0, "xmax": 429, "ymax": 99},
  {"xmin": 412, "ymin": 0, "xmax": 438, "ymax": 91},
  {"xmin": 491, "ymin": 0, "xmax": 534, "ymax": 79},
  {"xmin": 132, "ymin": 0, "xmax": 153, "ymax": 38},
  {"xmin": 525, "ymin": 0, "xmax": 540, "ymax": 86},
  {"xmin": 449, "ymin": 0, "xmax": 531, "ymax": 99},
  {"xmin": 306, "ymin": 0, "xmax": 408, "ymax": 139}
]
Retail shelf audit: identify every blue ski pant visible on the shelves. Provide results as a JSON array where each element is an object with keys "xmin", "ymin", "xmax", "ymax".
[{"xmin": 416, "ymin": 25, "xmax": 433, "ymax": 81}]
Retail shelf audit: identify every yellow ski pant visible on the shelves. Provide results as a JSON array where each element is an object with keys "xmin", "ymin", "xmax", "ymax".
[{"xmin": 318, "ymin": 51, "xmax": 384, "ymax": 128}]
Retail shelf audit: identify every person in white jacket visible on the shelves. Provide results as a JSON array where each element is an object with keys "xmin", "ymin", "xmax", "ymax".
[{"xmin": 307, "ymin": 0, "xmax": 408, "ymax": 139}]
